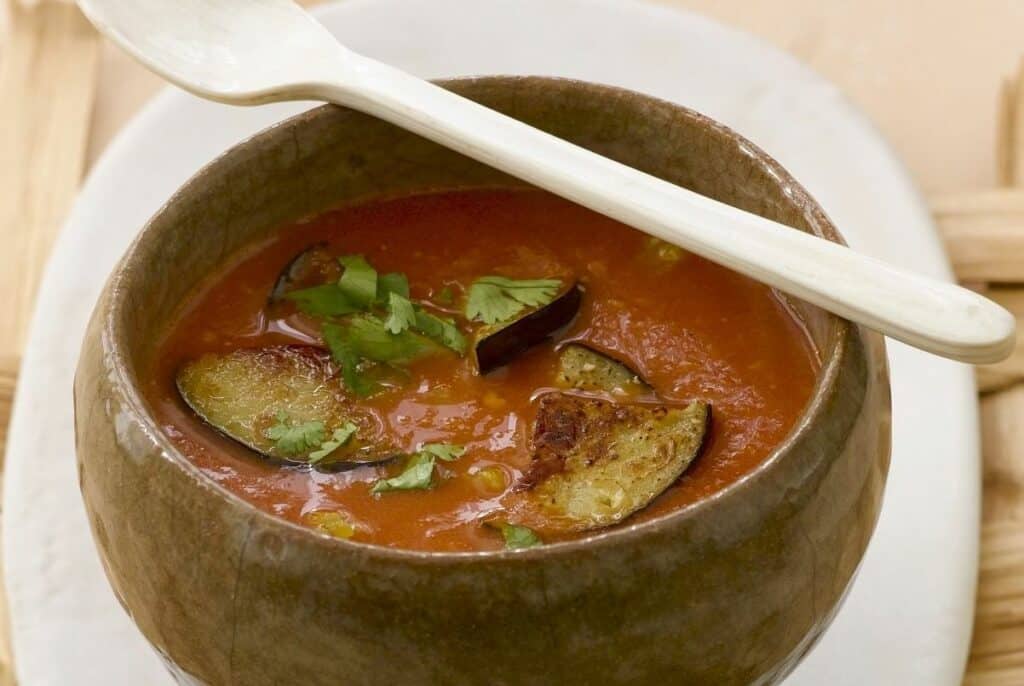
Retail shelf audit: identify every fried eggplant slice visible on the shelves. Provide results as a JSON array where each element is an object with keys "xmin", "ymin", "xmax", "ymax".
[
  {"xmin": 176, "ymin": 345, "xmax": 396, "ymax": 469},
  {"xmin": 268, "ymin": 243, "xmax": 340, "ymax": 304},
  {"xmin": 517, "ymin": 393, "xmax": 709, "ymax": 532},
  {"xmin": 556, "ymin": 343, "xmax": 651, "ymax": 395},
  {"xmin": 473, "ymin": 282, "xmax": 582, "ymax": 374}
]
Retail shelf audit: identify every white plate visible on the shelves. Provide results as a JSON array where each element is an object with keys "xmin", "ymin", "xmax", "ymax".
[{"xmin": 3, "ymin": 1, "xmax": 978, "ymax": 684}]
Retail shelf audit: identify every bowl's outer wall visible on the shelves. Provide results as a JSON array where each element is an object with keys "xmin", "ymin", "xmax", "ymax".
[{"xmin": 75, "ymin": 77, "xmax": 891, "ymax": 686}]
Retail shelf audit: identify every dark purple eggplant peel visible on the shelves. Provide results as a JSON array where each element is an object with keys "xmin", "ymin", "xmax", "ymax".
[{"xmin": 473, "ymin": 282, "xmax": 583, "ymax": 374}]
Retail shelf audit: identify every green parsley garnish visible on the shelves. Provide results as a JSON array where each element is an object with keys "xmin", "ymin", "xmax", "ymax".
[
  {"xmin": 284, "ymin": 284, "xmax": 360, "ymax": 317},
  {"xmin": 491, "ymin": 522, "xmax": 543, "ymax": 550},
  {"xmin": 370, "ymin": 452, "xmax": 436, "ymax": 493},
  {"xmin": 337, "ymin": 255, "xmax": 378, "ymax": 307},
  {"xmin": 465, "ymin": 276, "xmax": 562, "ymax": 325},
  {"xmin": 308, "ymin": 422, "xmax": 359, "ymax": 464},
  {"xmin": 413, "ymin": 308, "xmax": 467, "ymax": 354},
  {"xmin": 377, "ymin": 272, "xmax": 410, "ymax": 301},
  {"xmin": 264, "ymin": 411, "xmax": 325, "ymax": 456},
  {"xmin": 385, "ymin": 291, "xmax": 467, "ymax": 353},
  {"xmin": 418, "ymin": 443, "xmax": 465, "ymax": 462},
  {"xmin": 323, "ymin": 316, "xmax": 439, "ymax": 397},
  {"xmin": 370, "ymin": 443, "xmax": 465, "ymax": 494},
  {"xmin": 281, "ymin": 251, "xmax": 470, "ymax": 393},
  {"xmin": 322, "ymin": 322, "xmax": 382, "ymax": 398},
  {"xmin": 289, "ymin": 266, "xmax": 409, "ymax": 319},
  {"xmin": 338, "ymin": 314, "xmax": 440, "ymax": 362},
  {"xmin": 384, "ymin": 292, "xmax": 417, "ymax": 334},
  {"xmin": 434, "ymin": 285, "xmax": 455, "ymax": 305}
]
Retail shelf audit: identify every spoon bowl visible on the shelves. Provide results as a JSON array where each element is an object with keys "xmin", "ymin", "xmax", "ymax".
[{"xmin": 79, "ymin": 0, "xmax": 354, "ymax": 100}]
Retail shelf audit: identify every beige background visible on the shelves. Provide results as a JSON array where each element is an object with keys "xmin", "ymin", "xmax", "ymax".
[
  {"xmin": 2, "ymin": 1, "xmax": 1024, "ymax": 685},
  {"xmin": 82, "ymin": 0, "xmax": 1024, "ymax": 194},
  {"xmin": 656, "ymin": 0, "xmax": 1024, "ymax": 194}
]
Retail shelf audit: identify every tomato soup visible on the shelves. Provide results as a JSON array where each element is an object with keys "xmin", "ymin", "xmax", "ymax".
[{"xmin": 146, "ymin": 188, "xmax": 819, "ymax": 552}]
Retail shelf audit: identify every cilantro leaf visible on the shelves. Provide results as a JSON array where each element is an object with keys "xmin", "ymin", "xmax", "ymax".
[
  {"xmin": 478, "ymin": 276, "xmax": 563, "ymax": 304},
  {"xmin": 494, "ymin": 522, "xmax": 542, "ymax": 550},
  {"xmin": 384, "ymin": 292, "xmax": 417, "ymax": 334},
  {"xmin": 370, "ymin": 452, "xmax": 436, "ymax": 493},
  {"xmin": 308, "ymin": 422, "xmax": 358, "ymax": 464},
  {"xmin": 465, "ymin": 276, "xmax": 562, "ymax": 324},
  {"xmin": 419, "ymin": 443, "xmax": 465, "ymax": 462},
  {"xmin": 434, "ymin": 285, "xmax": 455, "ymax": 305},
  {"xmin": 377, "ymin": 272, "xmax": 410, "ymax": 301},
  {"xmin": 413, "ymin": 308, "xmax": 467, "ymax": 354},
  {"xmin": 369, "ymin": 443, "xmax": 464, "ymax": 494},
  {"xmin": 465, "ymin": 282, "xmax": 522, "ymax": 324},
  {"xmin": 337, "ymin": 255, "xmax": 378, "ymax": 307},
  {"xmin": 344, "ymin": 314, "xmax": 440, "ymax": 363},
  {"xmin": 322, "ymin": 322, "xmax": 382, "ymax": 398},
  {"xmin": 285, "ymin": 284, "xmax": 361, "ymax": 317},
  {"xmin": 307, "ymin": 254, "xmax": 469, "ymax": 391},
  {"xmin": 264, "ymin": 411, "xmax": 326, "ymax": 456},
  {"xmin": 324, "ymin": 316, "xmax": 438, "ymax": 397}
]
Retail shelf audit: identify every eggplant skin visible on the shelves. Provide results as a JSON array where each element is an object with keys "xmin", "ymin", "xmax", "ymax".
[
  {"xmin": 268, "ymin": 244, "xmax": 338, "ymax": 304},
  {"xmin": 556, "ymin": 343, "xmax": 651, "ymax": 395},
  {"xmin": 518, "ymin": 393, "xmax": 710, "ymax": 532},
  {"xmin": 176, "ymin": 345, "xmax": 391, "ymax": 465},
  {"xmin": 473, "ymin": 283, "xmax": 582, "ymax": 374}
]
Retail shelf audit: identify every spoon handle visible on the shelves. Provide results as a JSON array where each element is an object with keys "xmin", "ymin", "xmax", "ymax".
[{"xmin": 316, "ymin": 58, "xmax": 1014, "ymax": 364}]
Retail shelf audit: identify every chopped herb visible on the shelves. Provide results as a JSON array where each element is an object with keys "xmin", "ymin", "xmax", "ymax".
[
  {"xmin": 384, "ymin": 292, "xmax": 417, "ymax": 334},
  {"xmin": 344, "ymin": 314, "xmax": 440, "ymax": 362},
  {"xmin": 371, "ymin": 452, "xmax": 436, "ymax": 493},
  {"xmin": 293, "ymin": 253, "xmax": 469, "ymax": 391},
  {"xmin": 370, "ymin": 443, "xmax": 465, "ymax": 494},
  {"xmin": 434, "ymin": 285, "xmax": 455, "ymax": 305},
  {"xmin": 308, "ymin": 422, "xmax": 358, "ymax": 464},
  {"xmin": 324, "ymin": 316, "xmax": 438, "ymax": 397},
  {"xmin": 285, "ymin": 284, "xmax": 360, "ymax": 317},
  {"xmin": 377, "ymin": 272, "xmax": 410, "ymax": 301},
  {"xmin": 322, "ymin": 322, "xmax": 382, "ymax": 398},
  {"xmin": 465, "ymin": 276, "xmax": 562, "ymax": 325},
  {"xmin": 419, "ymin": 443, "xmax": 465, "ymax": 462},
  {"xmin": 264, "ymin": 411, "xmax": 326, "ymax": 456},
  {"xmin": 337, "ymin": 255, "xmax": 378, "ymax": 307},
  {"xmin": 492, "ymin": 522, "xmax": 543, "ymax": 550},
  {"xmin": 289, "ymin": 264, "xmax": 407, "ymax": 319},
  {"xmin": 343, "ymin": 361, "xmax": 384, "ymax": 398},
  {"xmin": 414, "ymin": 308, "xmax": 467, "ymax": 354},
  {"xmin": 383, "ymin": 290, "xmax": 466, "ymax": 354}
]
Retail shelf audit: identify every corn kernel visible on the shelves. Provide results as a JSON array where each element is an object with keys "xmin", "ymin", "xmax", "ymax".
[
  {"xmin": 305, "ymin": 510, "xmax": 356, "ymax": 539},
  {"xmin": 482, "ymin": 391, "xmax": 507, "ymax": 410},
  {"xmin": 475, "ymin": 466, "xmax": 508, "ymax": 493},
  {"xmin": 656, "ymin": 242, "xmax": 683, "ymax": 262},
  {"xmin": 643, "ymin": 237, "xmax": 685, "ymax": 263}
]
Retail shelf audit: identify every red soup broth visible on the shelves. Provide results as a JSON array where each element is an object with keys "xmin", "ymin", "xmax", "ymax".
[{"xmin": 146, "ymin": 188, "xmax": 820, "ymax": 552}]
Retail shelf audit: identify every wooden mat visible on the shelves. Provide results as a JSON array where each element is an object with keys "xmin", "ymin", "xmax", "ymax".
[{"xmin": 1, "ymin": 3, "xmax": 1023, "ymax": 684}]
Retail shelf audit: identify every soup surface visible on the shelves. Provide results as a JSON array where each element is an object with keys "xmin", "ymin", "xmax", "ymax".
[{"xmin": 147, "ymin": 188, "xmax": 819, "ymax": 552}]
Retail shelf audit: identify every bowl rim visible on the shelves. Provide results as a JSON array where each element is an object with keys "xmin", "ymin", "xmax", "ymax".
[{"xmin": 101, "ymin": 74, "xmax": 857, "ymax": 562}]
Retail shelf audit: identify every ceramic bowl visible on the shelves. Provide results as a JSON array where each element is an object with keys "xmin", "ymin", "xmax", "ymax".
[{"xmin": 75, "ymin": 76, "xmax": 891, "ymax": 686}]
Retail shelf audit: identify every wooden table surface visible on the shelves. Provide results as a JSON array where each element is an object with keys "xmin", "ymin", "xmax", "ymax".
[{"xmin": 3, "ymin": 1, "xmax": 1024, "ymax": 684}]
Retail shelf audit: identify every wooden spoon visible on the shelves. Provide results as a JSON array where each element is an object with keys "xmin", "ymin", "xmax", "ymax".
[{"xmin": 78, "ymin": 0, "xmax": 1016, "ymax": 363}]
